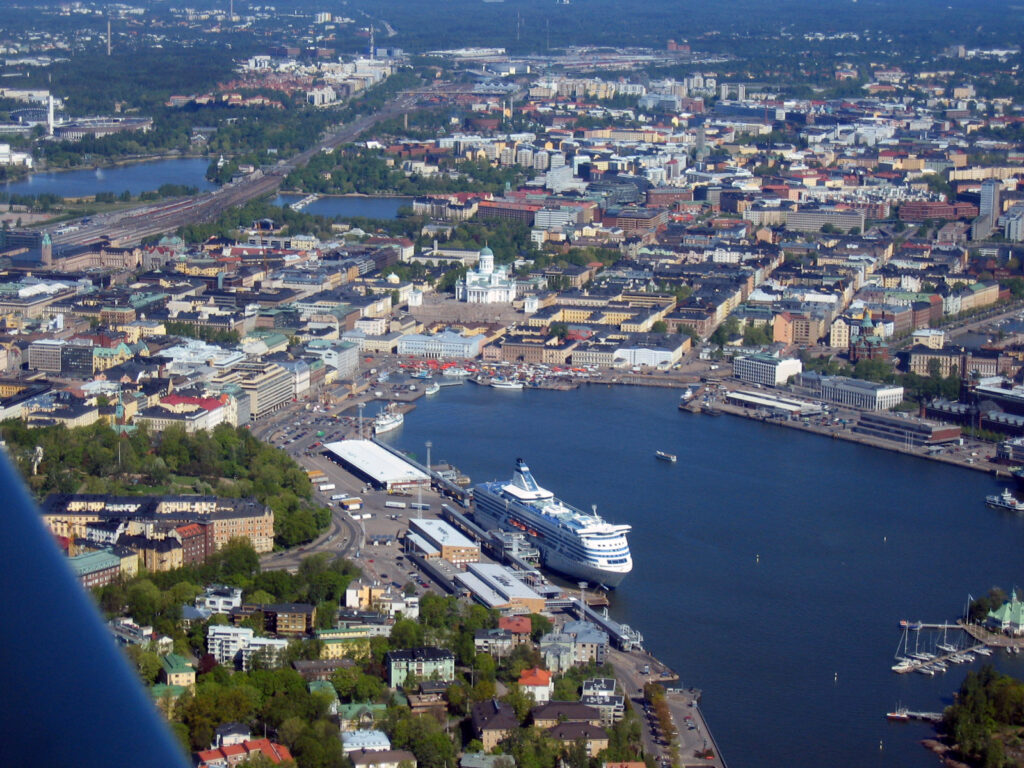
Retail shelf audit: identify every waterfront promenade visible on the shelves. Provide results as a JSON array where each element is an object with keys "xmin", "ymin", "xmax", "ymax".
[{"xmin": 607, "ymin": 648, "xmax": 726, "ymax": 768}]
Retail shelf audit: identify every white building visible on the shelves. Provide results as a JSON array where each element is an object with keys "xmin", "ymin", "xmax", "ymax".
[
  {"xmin": 207, "ymin": 625, "xmax": 253, "ymax": 666},
  {"xmin": 342, "ymin": 730, "xmax": 391, "ymax": 755},
  {"xmin": 207, "ymin": 625, "xmax": 287, "ymax": 670},
  {"xmin": 0, "ymin": 143, "xmax": 33, "ymax": 168},
  {"xmin": 733, "ymin": 354, "xmax": 803, "ymax": 386},
  {"xmin": 819, "ymin": 376, "xmax": 904, "ymax": 411},
  {"xmin": 396, "ymin": 330, "xmax": 482, "ymax": 359},
  {"xmin": 240, "ymin": 636, "xmax": 289, "ymax": 670},
  {"xmin": 455, "ymin": 246, "xmax": 516, "ymax": 304},
  {"xmin": 196, "ymin": 586, "xmax": 243, "ymax": 614}
]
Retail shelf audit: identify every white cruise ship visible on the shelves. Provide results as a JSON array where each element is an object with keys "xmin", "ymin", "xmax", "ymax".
[{"xmin": 472, "ymin": 459, "xmax": 632, "ymax": 587}]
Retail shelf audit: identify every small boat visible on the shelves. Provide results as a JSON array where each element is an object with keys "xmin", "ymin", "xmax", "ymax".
[
  {"xmin": 655, "ymin": 451, "xmax": 677, "ymax": 463},
  {"xmin": 891, "ymin": 660, "xmax": 914, "ymax": 674},
  {"xmin": 915, "ymin": 665, "xmax": 936, "ymax": 676},
  {"xmin": 986, "ymin": 488, "xmax": 1024, "ymax": 512},
  {"xmin": 887, "ymin": 707, "xmax": 910, "ymax": 721},
  {"xmin": 975, "ymin": 646, "xmax": 993, "ymax": 656},
  {"xmin": 444, "ymin": 367, "xmax": 472, "ymax": 377},
  {"xmin": 424, "ymin": 381, "xmax": 440, "ymax": 396},
  {"xmin": 490, "ymin": 378, "xmax": 524, "ymax": 390}
]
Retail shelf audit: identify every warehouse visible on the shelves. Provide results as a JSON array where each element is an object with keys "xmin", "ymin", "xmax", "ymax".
[{"xmin": 323, "ymin": 440, "xmax": 429, "ymax": 491}]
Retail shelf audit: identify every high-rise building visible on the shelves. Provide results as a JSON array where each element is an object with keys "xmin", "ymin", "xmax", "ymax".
[{"xmin": 980, "ymin": 178, "xmax": 1001, "ymax": 220}]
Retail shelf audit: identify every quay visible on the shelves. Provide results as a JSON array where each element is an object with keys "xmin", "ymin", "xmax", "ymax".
[
  {"xmin": 962, "ymin": 621, "xmax": 1024, "ymax": 650},
  {"xmin": 704, "ymin": 398, "xmax": 1003, "ymax": 476}
]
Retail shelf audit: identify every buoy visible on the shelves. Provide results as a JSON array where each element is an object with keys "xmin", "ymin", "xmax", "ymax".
[
  {"xmin": 834, "ymin": 672, "xmax": 838, "ymax": 683},
  {"xmin": 879, "ymin": 740, "xmax": 883, "ymax": 751},
  {"xmin": 756, "ymin": 553, "xmax": 760, "ymax": 563},
  {"xmin": 883, "ymin": 536, "xmax": 887, "ymax": 543}
]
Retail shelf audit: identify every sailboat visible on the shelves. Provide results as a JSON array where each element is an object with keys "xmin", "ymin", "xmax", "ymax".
[{"xmin": 892, "ymin": 628, "xmax": 914, "ymax": 673}]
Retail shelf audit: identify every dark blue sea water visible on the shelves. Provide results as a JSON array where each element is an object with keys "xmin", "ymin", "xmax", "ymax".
[
  {"xmin": 273, "ymin": 194, "xmax": 411, "ymax": 219},
  {"xmin": 2, "ymin": 157, "xmax": 216, "ymax": 198},
  {"xmin": 381, "ymin": 383, "xmax": 1024, "ymax": 768}
]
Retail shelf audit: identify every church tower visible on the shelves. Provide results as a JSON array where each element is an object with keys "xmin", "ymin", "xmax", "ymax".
[{"xmin": 478, "ymin": 245, "xmax": 494, "ymax": 275}]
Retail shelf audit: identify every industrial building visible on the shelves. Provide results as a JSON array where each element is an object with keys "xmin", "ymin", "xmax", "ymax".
[
  {"xmin": 323, "ymin": 440, "xmax": 429, "ymax": 491},
  {"xmin": 406, "ymin": 518, "xmax": 480, "ymax": 565},
  {"xmin": 724, "ymin": 390, "xmax": 821, "ymax": 417},
  {"xmin": 454, "ymin": 562, "xmax": 546, "ymax": 614}
]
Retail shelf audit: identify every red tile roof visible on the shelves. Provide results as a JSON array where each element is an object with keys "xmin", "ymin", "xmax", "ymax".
[
  {"xmin": 195, "ymin": 738, "xmax": 293, "ymax": 767},
  {"xmin": 499, "ymin": 615, "xmax": 531, "ymax": 634},
  {"xmin": 518, "ymin": 667, "xmax": 552, "ymax": 687}
]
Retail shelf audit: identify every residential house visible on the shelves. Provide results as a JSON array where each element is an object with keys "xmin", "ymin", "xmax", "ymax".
[
  {"xmin": 195, "ymin": 738, "xmax": 293, "ymax": 767},
  {"xmin": 518, "ymin": 667, "xmax": 553, "ymax": 704},
  {"xmin": 385, "ymin": 647, "xmax": 455, "ymax": 688},
  {"xmin": 471, "ymin": 699, "xmax": 521, "ymax": 751}
]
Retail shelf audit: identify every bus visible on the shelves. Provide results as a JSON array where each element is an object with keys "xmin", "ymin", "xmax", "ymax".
[
  {"xmin": 384, "ymin": 500, "xmax": 407, "ymax": 509},
  {"xmin": 318, "ymin": 483, "xmax": 337, "ymax": 492},
  {"xmin": 409, "ymin": 502, "xmax": 430, "ymax": 511},
  {"xmin": 330, "ymin": 494, "xmax": 348, "ymax": 501}
]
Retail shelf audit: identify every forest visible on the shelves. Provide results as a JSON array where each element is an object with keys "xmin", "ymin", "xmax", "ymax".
[{"xmin": 944, "ymin": 665, "xmax": 1024, "ymax": 768}]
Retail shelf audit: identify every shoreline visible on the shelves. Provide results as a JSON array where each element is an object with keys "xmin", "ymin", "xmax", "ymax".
[
  {"xmin": 19, "ymin": 152, "xmax": 211, "ymax": 179},
  {"xmin": 707, "ymin": 400, "xmax": 1004, "ymax": 476}
]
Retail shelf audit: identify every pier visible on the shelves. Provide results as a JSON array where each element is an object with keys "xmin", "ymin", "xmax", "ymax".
[
  {"xmin": 888, "ymin": 709, "xmax": 943, "ymax": 723},
  {"xmin": 288, "ymin": 193, "xmax": 319, "ymax": 210},
  {"xmin": 892, "ymin": 642, "xmax": 989, "ymax": 674},
  {"xmin": 569, "ymin": 597, "xmax": 644, "ymax": 651}
]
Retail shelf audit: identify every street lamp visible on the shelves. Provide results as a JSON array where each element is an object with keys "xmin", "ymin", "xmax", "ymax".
[{"xmin": 417, "ymin": 438, "xmax": 430, "ymax": 512}]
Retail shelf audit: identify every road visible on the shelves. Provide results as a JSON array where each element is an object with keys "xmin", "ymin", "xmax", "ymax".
[
  {"xmin": 606, "ymin": 647, "xmax": 726, "ymax": 768},
  {"xmin": 47, "ymin": 90, "xmax": 424, "ymax": 248},
  {"xmin": 251, "ymin": 397, "xmax": 364, "ymax": 572}
]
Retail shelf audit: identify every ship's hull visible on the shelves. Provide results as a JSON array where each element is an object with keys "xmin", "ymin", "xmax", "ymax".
[
  {"xmin": 542, "ymin": 547, "xmax": 630, "ymax": 588},
  {"xmin": 472, "ymin": 488, "xmax": 632, "ymax": 588},
  {"xmin": 374, "ymin": 415, "xmax": 403, "ymax": 435}
]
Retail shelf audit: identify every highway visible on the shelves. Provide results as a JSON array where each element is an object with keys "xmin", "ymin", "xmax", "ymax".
[{"xmin": 47, "ymin": 90, "xmax": 423, "ymax": 249}]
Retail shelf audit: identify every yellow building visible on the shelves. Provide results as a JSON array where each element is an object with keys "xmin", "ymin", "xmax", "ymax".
[{"xmin": 317, "ymin": 626, "xmax": 373, "ymax": 660}]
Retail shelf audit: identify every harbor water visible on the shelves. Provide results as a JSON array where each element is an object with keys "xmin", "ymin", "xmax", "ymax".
[
  {"xmin": 2, "ymin": 157, "xmax": 216, "ymax": 198},
  {"xmin": 381, "ymin": 383, "xmax": 1024, "ymax": 767},
  {"xmin": 273, "ymin": 194, "xmax": 411, "ymax": 219}
]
